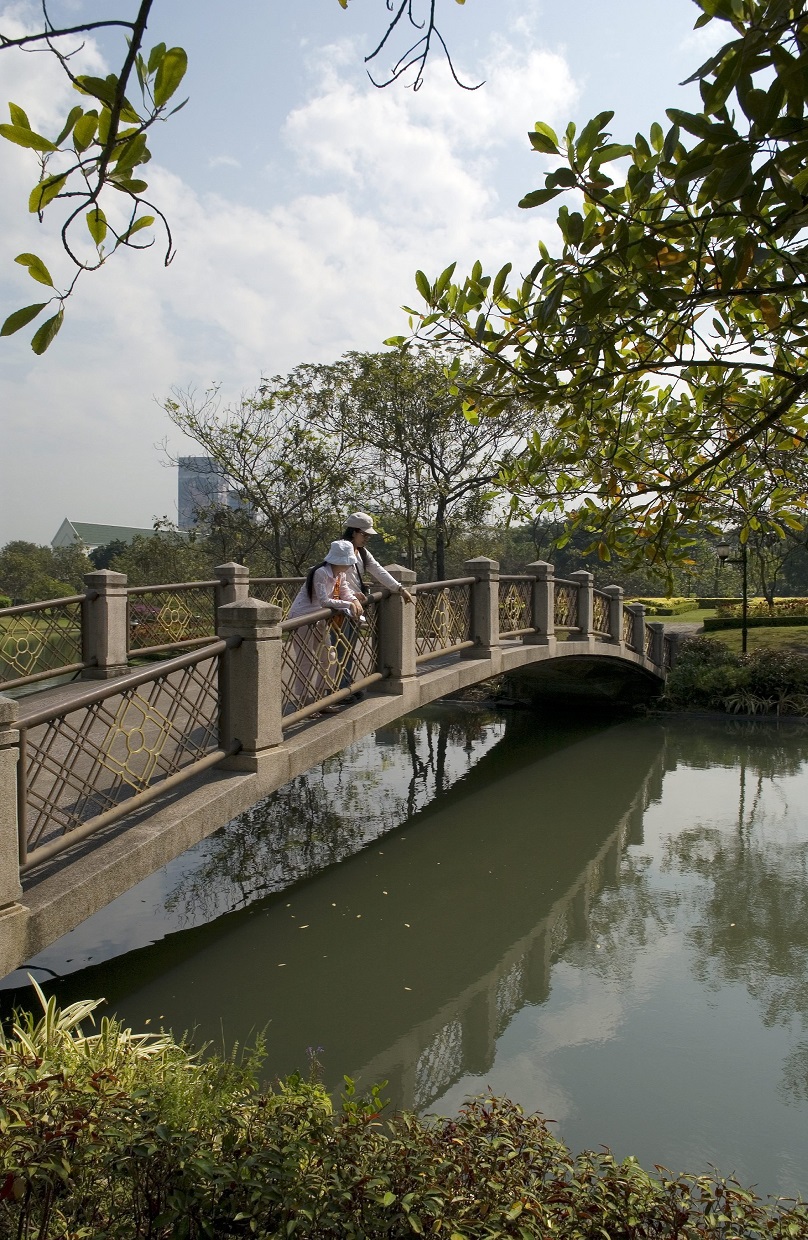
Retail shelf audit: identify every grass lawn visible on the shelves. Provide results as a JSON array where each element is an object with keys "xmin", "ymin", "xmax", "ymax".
[{"xmin": 704, "ymin": 626, "xmax": 808, "ymax": 654}]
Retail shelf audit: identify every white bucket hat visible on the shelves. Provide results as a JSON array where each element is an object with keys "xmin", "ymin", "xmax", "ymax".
[
  {"xmin": 324, "ymin": 538, "xmax": 358, "ymax": 566},
  {"xmin": 345, "ymin": 511, "xmax": 378, "ymax": 534}
]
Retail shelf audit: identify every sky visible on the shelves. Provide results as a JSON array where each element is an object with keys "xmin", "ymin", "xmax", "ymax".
[{"xmin": 0, "ymin": 0, "xmax": 725, "ymax": 545}]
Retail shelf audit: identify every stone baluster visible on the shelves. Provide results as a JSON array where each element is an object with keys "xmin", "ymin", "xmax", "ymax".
[
  {"xmin": 624, "ymin": 602, "xmax": 647, "ymax": 652},
  {"xmin": 376, "ymin": 565, "xmax": 417, "ymax": 694},
  {"xmin": 0, "ymin": 695, "xmax": 29, "ymax": 980},
  {"xmin": 464, "ymin": 557, "xmax": 499, "ymax": 656},
  {"xmin": 81, "ymin": 569, "xmax": 129, "ymax": 679},
  {"xmin": 214, "ymin": 562, "xmax": 249, "ymax": 617},
  {"xmin": 570, "ymin": 569, "xmax": 594, "ymax": 639},
  {"xmin": 647, "ymin": 621, "xmax": 666, "ymax": 666},
  {"xmin": 217, "ymin": 599, "xmax": 284, "ymax": 772},
  {"xmin": 525, "ymin": 560, "xmax": 556, "ymax": 649},
  {"xmin": 603, "ymin": 584, "xmax": 624, "ymax": 644}
]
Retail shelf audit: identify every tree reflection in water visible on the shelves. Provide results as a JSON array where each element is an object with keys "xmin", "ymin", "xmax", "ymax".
[{"xmin": 164, "ymin": 707, "xmax": 505, "ymax": 928}]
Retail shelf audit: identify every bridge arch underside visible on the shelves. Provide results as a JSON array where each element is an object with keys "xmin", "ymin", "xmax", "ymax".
[
  {"xmin": 501, "ymin": 649, "xmax": 664, "ymax": 709},
  {"xmin": 3, "ymin": 639, "xmax": 665, "ymax": 980}
]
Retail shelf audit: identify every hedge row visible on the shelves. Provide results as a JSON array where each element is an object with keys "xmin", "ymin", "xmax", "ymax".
[{"xmin": 704, "ymin": 615, "xmax": 808, "ymax": 631}]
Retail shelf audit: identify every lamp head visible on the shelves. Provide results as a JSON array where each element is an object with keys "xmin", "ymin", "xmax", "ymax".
[{"xmin": 716, "ymin": 540, "xmax": 731, "ymax": 564}]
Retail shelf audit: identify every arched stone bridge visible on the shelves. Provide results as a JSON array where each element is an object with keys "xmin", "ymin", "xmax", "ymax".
[{"xmin": 0, "ymin": 558, "xmax": 676, "ymax": 981}]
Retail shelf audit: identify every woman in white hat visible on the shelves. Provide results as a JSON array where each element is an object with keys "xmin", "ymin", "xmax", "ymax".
[
  {"xmin": 341, "ymin": 511, "xmax": 416, "ymax": 604},
  {"xmin": 337, "ymin": 511, "xmax": 415, "ymax": 703},
  {"xmin": 285, "ymin": 540, "xmax": 365, "ymax": 714}
]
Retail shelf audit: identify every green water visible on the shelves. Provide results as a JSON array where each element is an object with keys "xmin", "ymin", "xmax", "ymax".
[{"xmin": 5, "ymin": 706, "xmax": 808, "ymax": 1198}]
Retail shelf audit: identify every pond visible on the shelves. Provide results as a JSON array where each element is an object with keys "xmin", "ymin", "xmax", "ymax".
[{"xmin": 4, "ymin": 704, "xmax": 808, "ymax": 1200}]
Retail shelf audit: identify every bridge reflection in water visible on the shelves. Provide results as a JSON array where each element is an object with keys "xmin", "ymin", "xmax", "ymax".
[{"xmin": 14, "ymin": 709, "xmax": 666, "ymax": 1114}]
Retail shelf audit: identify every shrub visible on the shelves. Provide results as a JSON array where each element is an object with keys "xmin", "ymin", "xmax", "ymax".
[
  {"xmin": 665, "ymin": 639, "xmax": 808, "ymax": 715},
  {"xmin": 2, "ymin": 986, "xmax": 807, "ymax": 1238}
]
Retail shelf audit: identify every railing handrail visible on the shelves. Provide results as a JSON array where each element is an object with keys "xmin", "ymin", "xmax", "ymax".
[
  {"xmin": 251, "ymin": 576, "xmax": 305, "ymax": 584},
  {"xmin": 0, "ymin": 592, "xmax": 91, "ymax": 617},
  {"xmin": 499, "ymin": 574, "xmax": 533, "ymax": 583},
  {"xmin": 19, "ymin": 637, "xmax": 234, "ymax": 729},
  {"xmin": 127, "ymin": 580, "xmax": 218, "ymax": 596},
  {"xmin": 415, "ymin": 576, "xmax": 476, "ymax": 592}
]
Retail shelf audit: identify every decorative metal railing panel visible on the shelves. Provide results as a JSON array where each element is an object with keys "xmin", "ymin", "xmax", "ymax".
[
  {"xmin": 592, "ymin": 589, "xmax": 611, "ymax": 635},
  {"xmin": 553, "ymin": 580, "xmax": 579, "ymax": 629},
  {"xmin": 415, "ymin": 580, "xmax": 473, "ymax": 662},
  {"xmin": 498, "ymin": 577, "xmax": 533, "ymax": 636},
  {"xmin": 18, "ymin": 645, "xmax": 227, "ymax": 870},
  {"xmin": 0, "ymin": 596, "xmax": 86, "ymax": 690},
  {"xmin": 645, "ymin": 625, "xmax": 655, "ymax": 659},
  {"xmin": 281, "ymin": 597, "xmax": 382, "ymax": 726},
  {"xmin": 664, "ymin": 635, "xmax": 675, "ymax": 669},
  {"xmin": 250, "ymin": 578, "xmax": 304, "ymax": 616},
  {"xmin": 127, "ymin": 583, "xmax": 217, "ymax": 655},
  {"xmin": 622, "ymin": 610, "xmax": 636, "ymax": 647}
]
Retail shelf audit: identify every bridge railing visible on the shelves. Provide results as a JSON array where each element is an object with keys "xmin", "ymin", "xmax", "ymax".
[
  {"xmin": 251, "ymin": 577, "xmax": 304, "ymax": 613},
  {"xmin": 280, "ymin": 592, "xmax": 385, "ymax": 727},
  {"xmin": 15, "ymin": 639, "xmax": 240, "ymax": 873},
  {"xmin": 0, "ymin": 594, "xmax": 92, "ymax": 691},
  {"xmin": 498, "ymin": 576, "xmax": 533, "ymax": 637},
  {"xmin": 127, "ymin": 581, "xmax": 219, "ymax": 657},
  {"xmin": 414, "ymin": 579, "xmax": 475, "ymax": 663}
]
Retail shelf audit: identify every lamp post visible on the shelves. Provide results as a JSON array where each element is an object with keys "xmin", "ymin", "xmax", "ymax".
[{"xmin": 716, "ymin": 538, "xmax": 749, "ymax": 653}]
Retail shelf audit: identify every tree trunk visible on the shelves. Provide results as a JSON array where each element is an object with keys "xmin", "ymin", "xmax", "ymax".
[{"xmin": 435, "ymin": 498, "xmax": 447, "ymax": 580}]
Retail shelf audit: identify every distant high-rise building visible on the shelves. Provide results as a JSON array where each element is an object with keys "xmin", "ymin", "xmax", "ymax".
[{"xmin": 177, "ymin": 456, "xmax": 236, "ymax": 528}]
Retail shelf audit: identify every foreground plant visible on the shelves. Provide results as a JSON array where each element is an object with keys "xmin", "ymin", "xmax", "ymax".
[{"xmin": 2, "ymin": 984, "xmax": 807, "ymax": 1237}]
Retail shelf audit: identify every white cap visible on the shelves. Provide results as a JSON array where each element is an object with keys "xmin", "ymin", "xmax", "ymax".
[
  {"xmin": 345, "ymin": 511, "xmax": 378, "ymax": 535},
  {"xmin": 324, "ymin": 539, "xmax": 358, "ymax": 566}
]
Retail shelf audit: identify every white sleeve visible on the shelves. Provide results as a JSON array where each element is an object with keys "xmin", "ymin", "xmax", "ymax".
[
  {"xmin": 312, "ymin": 567, "xmax": 353, "ymax": 613},
  {"xmin": 363, "ymin": 551, "xmax": 405, "ymax": 593}
]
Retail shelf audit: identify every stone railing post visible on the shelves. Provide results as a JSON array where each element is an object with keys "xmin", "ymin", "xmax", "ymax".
[
  {"xmin": 526, "ymin": 560, "xmax": 556, "ymax": 647},
  {"xmin": 603, "ymin": 584, "xmax": 624, "ymax": 644},
  {"xmin": 81, "ymin": 569, "xmax": 129, "ymax": 679},
  {"xmin": 0, "ymin": 696, "xmax": 22, "ymax": 909},
  {"xmin": 464, "ymin": 557, "xmax": 499, "ymax": 655},
  {"xmin": 217, "ymin": 599, "xmax": 283, "ymax": 772},
  {"xmin": 570, "ymin": 570, "xmax": 594, "ymax": 639},
  {"xmin": 376, "ymin": 565, "xmax": 417, "ymax": 693},
  {"xmin": 647, "ymin": 621, "xmax": 666, "ymax": 666},
  {"xmin": 0, "ymin": 695, "xmax": 28, "ymax": 979},
  {"xmin": 624, "ymin": 602, "xmax": 646, "ymax": 652},
  {"xmin": 214, "ymin": 562, "xmax": 249, "ymax": 618}
]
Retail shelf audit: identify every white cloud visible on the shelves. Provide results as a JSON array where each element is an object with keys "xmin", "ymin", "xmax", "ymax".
[{"xmin": 0, "ymin": 8, "xmax": 577, "ymax": 543}]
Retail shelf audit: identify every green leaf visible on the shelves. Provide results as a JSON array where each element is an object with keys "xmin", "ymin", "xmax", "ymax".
[
  {"xmin": 415, "ymin": 270, "xmax": 432, "ymax": 302},
  {"xmin": 529, "ymin": 126, "xmax": 559, "ymax": 155},
  {"xmin": 73, "ymin": 75, "xmax": 117, "ymax": 108},
  {"xmin": 117, "ymin": 215, "xmax": 155, "ymax": 245},
  {"xmin": 147, "ymin": 42, "xmax": 167, "ymax": 75},
  {"xmin": 30, "ymin": 308, "xmax": 64, "ymax": 355},
  {"xmin": 153, "ymin": 47, "xmax": 188, "ymax": 107},
  {"xmin": 15, "ymin": 253, "xmax": 54, "ymax": 287},
  {"xmin": 54, "ymin": 104, "xmax": 84, "ymax": 146},
  {"xmin": 86, "ymin": 206, "xmax": 108, "ymax": 245},
  {"xmin": 73, "ymin": 110, "xmax": 98, "ymax": 152},
  {"xmin": 112, "ymin": 132, "xmax": 148, "ymax": 174},
  {"xmin": 0, "ymin": 302, "xmax": 48, "ymax": 337},
  {"xmin": 8, "ymin": 102, "xmax": 30, "ymax": 128},
  {"xmin": 0, "ymin": 123, "xmax": 56, "ymax": 152},
  {"xmin": 518, "ymin": 186, "xmax": 562, "ymax": 208},
  {"xmin": 382, "ymin": 1192, "xmax": 396, "ymax": 1206},
  {"xmin": 109, "ymin": 177, "xmax": 149, "ymax": 194},
  {"xmin": 29, "ymin": 174, "xmax": 67, "ymax": 213}
]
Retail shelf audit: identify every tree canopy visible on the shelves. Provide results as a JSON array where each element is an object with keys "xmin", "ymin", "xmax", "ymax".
[
  {"xmin": 398, "ymin": 0, "xmax": 808, "ymax": 570},
  {"xmin": 0, "ymin": 0, "xmax": 467, "ymax": 352}
]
